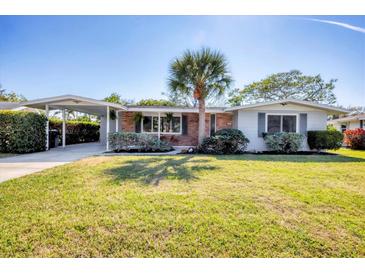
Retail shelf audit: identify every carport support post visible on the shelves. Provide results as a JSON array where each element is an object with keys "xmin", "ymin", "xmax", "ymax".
[
  {"xmin": 158, "ymin": 112, "xmax": 161, "ymax": 142},
  {"xmin": 115, "ymin": 110, "xmax": 119, "ymax": 132},
  {"xmin": 62, "ymin": 109, "xmax": 66, "ymax": 148},
  {"xmin": 106, "ymin": 106, "xmax": 110, "ymax": 151},
  {"xmin": 45, "ymin": 104, "xmax": 49, "ymax": 150}
]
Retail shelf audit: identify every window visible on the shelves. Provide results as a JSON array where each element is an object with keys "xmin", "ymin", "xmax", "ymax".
[
  {"xmin": 160, "ymin": 116, "xmax": 181, "ymax": 133},
  {"xmin": 210, "ymin": 114, "xmax": 216, "ymax": 136},
  {"xmin": 172, "ymin": 117, "xmax": 181, "ymax": 133},
  {"xmin": 267, "ymin": 114, "xmax": 297, "ymax": 133},
  {"xmin": 142, "ymin": 116, "xmax": 158, "ymax": 133},
  {"xmin": 267, "ymin": 115, "xmax": 281, "ymax": 133},
  {"xmin": 152, "ymin": 117, "xmax": 159, "ymax": 132},
  {"xmin": 142, "ymin": 116, "xmax": 152, "ymax": 132},
  {"xmin": 341, "ymin": 124, "xmax": 347, "ymax": 133},
  {"xmin": 141, "ymin": 114, "xmax": 182, "ymax": 134},
  {"xmin": 282, "ymin": 115, "xmax": 296, "ymax": 132}
]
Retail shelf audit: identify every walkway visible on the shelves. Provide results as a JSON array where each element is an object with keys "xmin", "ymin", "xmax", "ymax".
[{"xmin": 0, "ymin": 143, "xmax": 105, "ymax": 183}]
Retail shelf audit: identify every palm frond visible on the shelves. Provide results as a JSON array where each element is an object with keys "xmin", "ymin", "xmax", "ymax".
[{"xmin": 167, "ymin": 47, "xmax": 232, "ymax": 103}]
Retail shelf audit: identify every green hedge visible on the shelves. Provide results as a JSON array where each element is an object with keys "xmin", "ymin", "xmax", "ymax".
[
  {"xmin": 49, "ymin": 118, "xmax": 100, "ymax": 145},
  {"xmin": 0, "ymin": 110, "xmax": 47, "ymax": 153},
  {"xmin": 307, "ymin": 129, "xmax": 343, "ymax": 151},
  {"xmin": 109, "ymin": 132, "xmax": 173, "ymax": 152}
]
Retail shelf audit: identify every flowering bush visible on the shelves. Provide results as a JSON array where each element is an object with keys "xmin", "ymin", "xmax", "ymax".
[
  {"xmin": 344, "ymin": 128, "xmax": 365, "ymax": 150},
  {"xmin": 108, "ymin": 132, "xmax": 173, "ymax": 152},
  {"xmin": 264, "ymin": 132, "xmax": 304, "ymax": 153}
]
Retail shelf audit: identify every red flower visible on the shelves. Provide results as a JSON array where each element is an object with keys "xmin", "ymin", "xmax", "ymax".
[{"xmin": 344, "ymin": 128, "xmax": 365, "ymax": 149}]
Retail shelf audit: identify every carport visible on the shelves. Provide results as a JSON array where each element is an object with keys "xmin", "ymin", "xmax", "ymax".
[{"xmin": 22, "ymin": 95, "xmax": 126, "ymax": 151}]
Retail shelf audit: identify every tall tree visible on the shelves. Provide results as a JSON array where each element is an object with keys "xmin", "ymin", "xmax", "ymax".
[
  {"xmin": 167, "ymin": 48, "xmax": 232, "ymax": 144},
  {"xmin": 0, "ymin": 84, "xmax": 27, "ymax": 102},
  {"xmin": 228, "ymin": 70, "xmax": 337, "ymax": 106}
]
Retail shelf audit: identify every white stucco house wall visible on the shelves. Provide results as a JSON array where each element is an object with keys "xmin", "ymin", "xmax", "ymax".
[{"xmin": 227, "ymin": 99, "xmax": 349, "ymax": 151}]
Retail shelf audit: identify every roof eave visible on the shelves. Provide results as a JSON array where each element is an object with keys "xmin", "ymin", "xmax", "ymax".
[
  {"xmin": 21, "ymin": 95, "xmax": 127, "ymax": 110},
  {"xmin": 225, "ymin": 99, "xmax": 350, "ymax": 114}
]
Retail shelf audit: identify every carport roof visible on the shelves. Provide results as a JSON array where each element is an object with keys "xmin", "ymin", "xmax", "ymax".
[{"xmin": 22, "ymin": 94, "xmax": 126, "ymax": 116}]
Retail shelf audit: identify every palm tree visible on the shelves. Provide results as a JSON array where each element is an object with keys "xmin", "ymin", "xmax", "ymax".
[{"xmin": 168, "ymin": 48, "xmax": 232, "ymax": 144}]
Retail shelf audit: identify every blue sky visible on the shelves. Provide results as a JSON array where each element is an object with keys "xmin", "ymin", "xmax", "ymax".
[{"xmin": 0, "ymin": 16, "xmax": 364, "ymax": 106}]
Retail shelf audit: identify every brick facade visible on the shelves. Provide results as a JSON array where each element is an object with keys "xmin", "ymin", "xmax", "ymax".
[{"xmin": 118, "ymin": 111, "xmax": 233, "ymax": 146}]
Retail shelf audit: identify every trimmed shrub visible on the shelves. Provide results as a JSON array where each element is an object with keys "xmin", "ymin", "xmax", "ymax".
[
  {"xmin": 344, "ymin": 128, "xmax": 365, "ymax": 150},
  {"xmin": 307, "ymin": 129, "xmax": 343, "ymax": 151},
  {"xmin": 0, "ymin": 110, "xmax": 47, "ymax": 153},
  {"xmin": 264, "ymin": 132, "xmax": 304, "ymax": 153},
  {"xmin": 49, "ymin": 118, "xmax": 100, "ymax": 145},
  {"xmin": 198, "ymin": 128, "xmax": 249, "ymax": 154},
  {"xmin": 108, "ymin": 132, "xmax": 173, "ymax": 152}
]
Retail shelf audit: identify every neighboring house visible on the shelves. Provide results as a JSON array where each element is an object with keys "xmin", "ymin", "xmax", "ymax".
[
  {"xmin": 328, "ymin": 113, "xmax": 365, "ymax": 132},
  {"xmin": 21, "ymin": 95, "xmax": 348, "ymax": 151}
]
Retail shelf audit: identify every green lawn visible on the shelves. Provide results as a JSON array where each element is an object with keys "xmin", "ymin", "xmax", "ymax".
[{"xmin": 0, "ymin": 149, "xmax": 364, "ymax": 257}]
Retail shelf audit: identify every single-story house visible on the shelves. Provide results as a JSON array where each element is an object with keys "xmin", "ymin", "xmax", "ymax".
[
  {"xmin": 328, "ymin": 113, "xmax": 365, "ymax": 132},
  {"xmin": 21, "ymin": 95, "xmax": 348, "ymax": 151}
]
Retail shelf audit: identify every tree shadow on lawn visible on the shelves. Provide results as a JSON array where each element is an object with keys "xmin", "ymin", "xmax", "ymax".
[
  {"xmin": 210, "ymin": 153, "xmax": 365, "ymax": 163},
  {"xmin": 105, "ymin": 156, "xmax": 219, "ymax": 185}
]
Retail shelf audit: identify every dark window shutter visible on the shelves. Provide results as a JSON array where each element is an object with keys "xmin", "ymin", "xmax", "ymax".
[
  {"xmin": 182, "ymin": 115, "xmax": 188, "ymax": 135},
  {"xmin": 299, "ymin": 113, "xmax": 307, "ymax": 135},
  {"xmin": 258, "ymin": 112, "xmax": 265, "ymax": 137},
  {"xmin": 135, "ymin": 120, "xmax": 141, "ymax": 133}
]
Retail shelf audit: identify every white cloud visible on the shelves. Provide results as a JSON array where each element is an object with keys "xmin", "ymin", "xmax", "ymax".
[{"xmin": 306, "ymin": 18, "xmax": 365, "ymax": 34}]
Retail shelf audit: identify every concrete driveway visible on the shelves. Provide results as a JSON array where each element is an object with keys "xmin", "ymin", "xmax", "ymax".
[{"xmin": 0, "ymin": 143, "xmax": 105, "ymax": 183}]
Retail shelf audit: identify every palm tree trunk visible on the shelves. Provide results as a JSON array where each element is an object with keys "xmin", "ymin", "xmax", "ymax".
[{"xmin": 198, "ymin": 98, "xmax": 206, "ymax": 144}]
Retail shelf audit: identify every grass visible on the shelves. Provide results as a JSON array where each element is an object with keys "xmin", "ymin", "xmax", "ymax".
[{"xmin": 0, "ymin": 149, "xmax": 364, "ymax": 257}]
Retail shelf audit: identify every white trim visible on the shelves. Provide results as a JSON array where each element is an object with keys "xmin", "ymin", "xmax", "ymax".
[
  {"xmin": 106, "ymin": 106, "xmax": 110, "ymax": 151},
  {"xmin": 127, "ymin": 106, "xmax": 226, "ymax": 113},
  {"xmin": 45, "ymin": 104, "xmax": 49, "ymax": 150},
  {"xmin": 157, "ymin": 112, "xmax": 161, "ymax": 140},
  {"xmin": 115, "ymin": 110, "xmax": 119, "ymax": 132},
  {"xmin": 265, "ymin": 113, "xmax": 299, "ymax": 133},
  {"xmin": 225, "ymin": 99, "xmax": 349, "ymax": 114},
  {"xmin": 62, "ymin": 109, "xmax": 66, "ymax": 148}
]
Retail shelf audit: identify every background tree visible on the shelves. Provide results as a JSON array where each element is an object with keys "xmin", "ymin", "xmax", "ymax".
[
  {"xmin": 104, "ymin": 92, "xmax": 134, "ymax": 105},
  {"xmin": 167, "ymin": 48, "xmax": 232, "ymax": 144},
  {"xmin": 0, "ymin": 84, "xmax": 27, "ymax": 102},
  {"xmin": 135, "ymin": 98, "xmax": 177, "ymax": 106},
  {"xmin": 228, "ymin": 70, "xmax": 337, "ymax": 106},
  {"xmin": 163, "ymin": 89, "xmax": 197, "ymax": 107}
]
